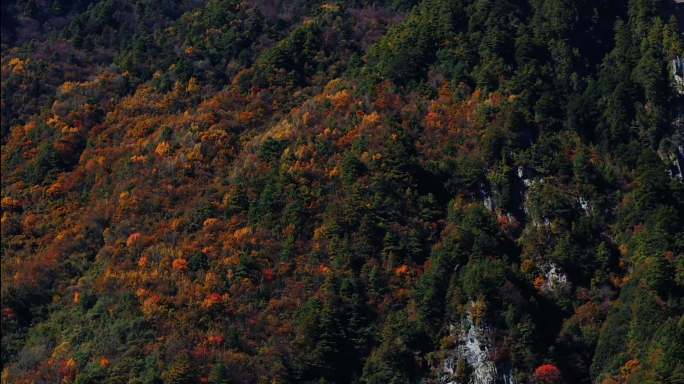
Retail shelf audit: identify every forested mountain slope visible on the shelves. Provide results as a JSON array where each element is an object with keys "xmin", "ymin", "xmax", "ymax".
[{"xmin": 1, "ymin": 0, "xmax": 683, "ymax": 383}]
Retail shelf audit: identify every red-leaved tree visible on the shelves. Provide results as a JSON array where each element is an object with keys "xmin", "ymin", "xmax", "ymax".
[{"xmin": 535, "ymin": 364, "xmax": 562, "ymax": 384}]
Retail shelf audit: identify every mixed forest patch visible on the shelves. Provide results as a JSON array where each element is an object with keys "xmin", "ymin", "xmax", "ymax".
[{"xmin": 1, "ymin": 0, "xmax": 683, "ymax": 383}]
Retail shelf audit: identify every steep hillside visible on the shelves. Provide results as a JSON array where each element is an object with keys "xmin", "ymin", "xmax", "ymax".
[{"xmin": 1, "ymin": 0, "xmax": 683, "ymax": 384}]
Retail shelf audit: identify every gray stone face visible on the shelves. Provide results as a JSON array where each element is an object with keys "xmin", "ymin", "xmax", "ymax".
[
  {"xmin": 664, "ymin": 144, "xmax": 684, "ymax": 183},
  {"xmin": 678, "ymin": 145, "xmax": 684, "ymax": 182},
  {"xmin": 542, "ymin": 263, "xmax": 568, "ymax": 294},
  {"xmin": 674, "ymin": 56, "xmax": 684, "ymax": 95},
  {"xmin": 456, "ymin": 318, "xmax": 498, "ymax": 384},
  {"xmin": 438, "ymin": 306, "xmax": 517, "ymax": 384},
  {"xmin": 479, "ymin": 181, "xmax": 494, "ymax": 211}
]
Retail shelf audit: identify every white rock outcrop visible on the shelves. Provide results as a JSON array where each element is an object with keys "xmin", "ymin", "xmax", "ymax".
[
  {"xmin": 438, "ymin": 307, "xmax": 516, "ymax": 384},
  {"xmin": 479, "ymin": 181, "xmax": 495, "ymax": 211},
  {"xmin": 542, "ymin": 263, "xmax": 568, "ymax": 293},
  {"xmin": 578, "ymin": 197, "xmax": 589, "ymax": 216},
  {"xmin": 671, "ymin": 145, "xmax": 684, "ymax": 182},
  {"xmin": 674, "ymin": 55, "xmax": 684, "ymax": 95}
]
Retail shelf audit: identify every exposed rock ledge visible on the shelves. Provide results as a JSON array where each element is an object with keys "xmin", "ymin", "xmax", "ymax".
[{"xmin": 438, "ymin": 307, "xmax": 516, "ymax": 384}]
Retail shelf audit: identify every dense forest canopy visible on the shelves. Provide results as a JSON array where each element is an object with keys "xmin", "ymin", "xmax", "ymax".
[{"xmin": 1, "ymin": 0, "xmax": 683, "ymax": 383}]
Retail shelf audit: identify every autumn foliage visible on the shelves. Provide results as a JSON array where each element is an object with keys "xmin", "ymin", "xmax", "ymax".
[
  {"xmin": 1, "ymin": 0, "xmax": 683, "ymax": 383},
  {"xmin": 536, "ymin": 365, "xmax": 563, "ymax": 384}
]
